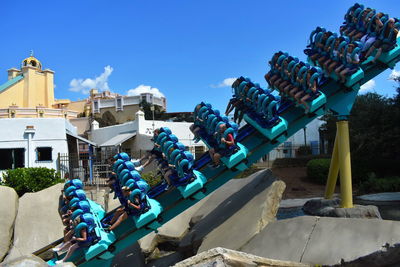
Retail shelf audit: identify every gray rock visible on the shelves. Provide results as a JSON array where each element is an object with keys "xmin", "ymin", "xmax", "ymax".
[
  {"xmin": 241, "ymin": 216, "xmax": 400, "ymax": 265},
  {"xmin": 1, "ymin": 254, "xmax": 48, "ymax": 267},
  {"xmin": 174, "ymin": 247, "xmax": 309, "ymax": 267},
  {"xmin": 189, "ymin": 175, "xmax": 254, "ymax": 226},
  {"xmin": 111, "ymin": 241, "xmax": 145, "ymax": 267},
  {"xmin": 355, "ymin": 193, "xmax": 400, "ymax": 221},
  {"xmin": 146, "ymin": 251, "xmax": 186, "ymax": 267},
  {"xmin": 158, "ymin": 195, "xmax": 207, "ymax": 242},
  {"xmin": 0, "ymin": 186, "xmax": 19, "ymax": 261},
  {"xmin": 139, "ymin": 195, "xmax": 208, "ymax": 256},
  {"xmin": 279, "ymin": 197, "xmax": 322, "ymax": 209},
  {"xmin": 335, "ymin": 242, "xmax": 400, "ymax": 267},
  {"xmin": 139, "ymin": 232, "xmax": 159, "ymax": 255},
  {"xmin": 4, "ymin": 184, "xmax": 65, "ymax": 261},
  {"xmin": 241, "ymin": 216, "xmax": 318, "ymax": 263},
  {"xmin": 180, "ymin": 169, "xmax": 285, "ymax": 254},
  {"xmin": 303, "ymin": 198, "xmax": 381, "ymax": 219}
]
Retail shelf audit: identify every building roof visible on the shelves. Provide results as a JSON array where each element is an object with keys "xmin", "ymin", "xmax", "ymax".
[
  {"xmin": 0, "ymin": 75, "xmax": 24, "ymax": 93},
  {"xmin": 99, "ymin": 131, "xmax": 136, "ymax": 147},
  {"xmin": 66, "ymin": 130, "xmax": 97, "ymax": 146}
]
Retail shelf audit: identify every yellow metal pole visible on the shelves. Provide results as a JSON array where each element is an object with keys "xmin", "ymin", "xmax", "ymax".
[
  {"xmin": 337, "ymin": 120, "xmax": 353, "ymax": 208},
  {"xmin": 324, "ymin": 129, "xmax": 339, "ymax": 199}
]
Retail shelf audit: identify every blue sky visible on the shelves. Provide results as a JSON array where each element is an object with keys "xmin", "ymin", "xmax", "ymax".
[{"xmin": 1, "ymin": 0, "xmax": 400, "ymax": 112}]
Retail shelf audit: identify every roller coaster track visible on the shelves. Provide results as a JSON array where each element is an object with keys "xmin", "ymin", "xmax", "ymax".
[{"xmin": 35, "ymin": 37, "xmax": 400, "ymax": 266}]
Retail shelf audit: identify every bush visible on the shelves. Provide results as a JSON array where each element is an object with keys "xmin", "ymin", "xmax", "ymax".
[
  {"xmin": 306, "ymin": 158, "xmax": 331, "ymax": 184},
  {"xmin": 2, "ymin": 167, "xmax": 62, "ymax": 196},
  {"xmin": 358, "ymin": 175, "xmax": 400, "ymax": 194},
  {"xmin": 141, "ymin": 171, "xmax": 162, "ymax": 187}
]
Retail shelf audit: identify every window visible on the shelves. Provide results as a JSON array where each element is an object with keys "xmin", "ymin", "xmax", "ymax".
[
  {"xmin": 0, "ymin": 148, "xmax": 24, "ymax": 170},
  {"xmin": 37, "ymin": 147, "xmax": 52, "ymax": 161},
  {"xmin": 116, "ymin": 97, "xmax": 123, "ymax": 111},
  {"xmin": 93, "ymin": 100, "xmax": 99, "ymax": 113}
]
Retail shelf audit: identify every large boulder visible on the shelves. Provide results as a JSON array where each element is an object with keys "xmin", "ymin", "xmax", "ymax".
[
  {"xmin": 1, "ymin": 254, "xmax": 48, "ymax": 267},
  {"xmin": 180, "ymin": 169, "xmax": 286, "ymax": 254},
  {"xmin": 158, "ymin": 194, "xmax": 209, "ymax": 242},
  {"xmin": 111, "ymin": 241, "xmax": 145, "ymax": 267},
  {"xmin": 4, "ymin": 183, "xmax": 64, "ymax": 261},
  {"xmin": 241, "ymin": 216, "xmax": 400, "ymax": 265},
  {"xmin": 139, "ymin": 193, "xmax": 210, "ymax": 256},
  {"xmin": 303, "ymin": 198, "xmax": 381, "ymax": 219},
  {"xmin": 0, "ymin": 186, "xmax": 19, "ymax": 262},
  {"xmin": 356, "ymin": 192, "xmax": 400, "ymax": 220},
  {"xmin": 1, "ymin": 254, "xmax": 76, "ymax": 267},
  {"xmin": 174, "ymin": 247, "xmax": 308, "ymax": 267}
]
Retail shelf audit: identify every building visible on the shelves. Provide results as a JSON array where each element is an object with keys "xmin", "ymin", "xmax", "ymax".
[
  {"xmin": 90, "ymin": 89, "xmax": 166, "ymax": 125},
  {"xmin": 0, "ymin": 53, "xmax": 78, "ymax": 119},
  {"xmin": 259, "ymin": 118, "xmax": 325, "ymax": 163},
  {"xmin": 89, "ymin": 110, "xmax": 206, "ymax": 159},
  {"xmin": 0, "ymin": 118, "xmax": 95, "ymax": 175},
  {"xmin": 0, "ymin": 55, "xmax": 95, "ymax": 179}
]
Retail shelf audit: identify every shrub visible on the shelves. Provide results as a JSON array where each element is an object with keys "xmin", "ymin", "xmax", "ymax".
[
  {"xmin": 141, "ymin": 171, "xmax": 162, "ymax": 187},
  {"xmin": 2, "ymin": 167, "xmax": 62, "ymax": 196},
  {"xmin": 306, "ymin": 158, "xmax": 331, "ymax": 184},
  {"xmin": 358, "ymin": 176, "xmax": 400, "ymax": 194}
]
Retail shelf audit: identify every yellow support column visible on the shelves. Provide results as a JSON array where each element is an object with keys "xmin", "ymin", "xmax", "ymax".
[
  {"xmin": 337, "ymin": 120, "xmax": 353, "ymax": 208},
  {"xmin": 324, "ymin": 129, "xmax": 340, "ymax": 199}
]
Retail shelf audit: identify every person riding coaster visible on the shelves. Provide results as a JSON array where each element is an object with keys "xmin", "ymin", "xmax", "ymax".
[
  {"xmin": 63, "ymin": 179, "xmax": 84, "ymax": 191},
  {"xmin": 195, "ymin": 102, "xmax": 247, "ymax": 168},
  {"xmin": 148, "ymin": 127, "xmax": 207, "ymax": 197},
  {"xmin": 54, "ymin": 210, "xmax": 98, "ymax": 264},
  {"xmin": 103, "ymin": 153, "xmax": 163, "ymax": 230},
  {"xmin": 239, "ymin": 81, "xmax": 280, "ymax": 127}
]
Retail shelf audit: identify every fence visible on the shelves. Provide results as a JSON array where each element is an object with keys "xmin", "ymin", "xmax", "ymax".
[
  {"xmin": 58, "ymin": 153, "xmax": 112, "ymax": 186},
  {"xmin": 256, "ymin": 142, "xmax": 322, "ymax": 167},
  {"xmin": 58, "ymin": 142, "xmax": 322, "ymax": 185},
  {"xmin": 57, "ymin": 150, "xmax": 149, "ymax": 186}
]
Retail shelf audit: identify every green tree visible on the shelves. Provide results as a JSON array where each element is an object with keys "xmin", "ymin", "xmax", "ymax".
[
  {"xmin": 139, "ymin": 100, "xmax": 166, "ymax": 120},
  {"xmin": 319, "ymin": 90, "xmax": 400, "ymax": 181},
  {"xmin": 95, "ymin": 110, "xmax": 117, "ymax": 127}
]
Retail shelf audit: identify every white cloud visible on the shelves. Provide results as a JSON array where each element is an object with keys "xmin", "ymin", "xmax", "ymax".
[
  {"xmin": 389, "ymin": 69, "xmax": 400, "ymax": 80},
  {"xmin": 69, "ymin": 65, "xmax": 113, "ymax": 94},
  {"xmin": 359, "ymin": 79, "xmax": 376, "ymax": 93},
  {"xmin": 127, "ymin": 85, "xmax": 165, "ymax": 98},
  {"xmin": 211, "ymin": 77, "xmax": 236, "ymax": 88}
]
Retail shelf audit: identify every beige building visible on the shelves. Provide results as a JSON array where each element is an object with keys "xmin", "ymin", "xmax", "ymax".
[
  {"xmin": 68, "ymin": 88, "xmax": 167, "ymax": 125},
  {"xmin": 0, "ymin": 54, "xmax": 78, "ymax": 119}
]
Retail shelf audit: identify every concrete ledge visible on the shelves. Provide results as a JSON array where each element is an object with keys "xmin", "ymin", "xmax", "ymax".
[{"xmin": 174, "ymin": 247, "xmax": 309, "ymax": 267}]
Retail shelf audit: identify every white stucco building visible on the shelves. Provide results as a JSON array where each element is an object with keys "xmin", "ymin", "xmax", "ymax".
[
  {"xmin": 0, "ymin": 118, "xmax": 94, "ymax": 174},
  {"xmin": 89, "ymin": 110, "xmax": 206, "ymax": 159},
  {"xmin": 89, "ymin": 110, "xmax": 324, "ymax": 163},
  {"xmin": 262, "ymin": 118, "xmax": 324, "ymax": 161}
]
